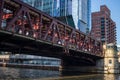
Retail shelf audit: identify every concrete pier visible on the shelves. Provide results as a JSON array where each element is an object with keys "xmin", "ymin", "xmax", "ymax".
[
  {"xmin": 60, "ymin": 44, "xmax": 119, "ymax": 74},
  {"xmin": 96, "ymin": 43, "xmax": 119, "ymax": 73}
]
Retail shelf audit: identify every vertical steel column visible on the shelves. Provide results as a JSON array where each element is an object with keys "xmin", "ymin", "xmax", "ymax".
[
  {"xmin": 0, "ymin": 0, "xmax": 4, "ymax": 29},
  {"xmin": 38, "ymin": 14, "xmax": 42, "ymax": 39}
]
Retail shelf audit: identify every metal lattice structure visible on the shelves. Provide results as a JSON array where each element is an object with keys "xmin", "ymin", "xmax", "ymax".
[{"xmin": 0, "ymin": 0, "xmax": 103, "ymax": 59}]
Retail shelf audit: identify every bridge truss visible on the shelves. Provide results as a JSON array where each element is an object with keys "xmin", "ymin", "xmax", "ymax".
[{"xmin": 0, "ymin": 0, "xmax": 103, "ymax": 61}]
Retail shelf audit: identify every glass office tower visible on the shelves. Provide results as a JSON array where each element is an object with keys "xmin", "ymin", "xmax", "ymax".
[{"xmin": 21, "ymin": 0, "xmax": 91, "ymax": 33}]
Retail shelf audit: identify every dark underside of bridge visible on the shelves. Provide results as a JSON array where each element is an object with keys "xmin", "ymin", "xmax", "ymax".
[{"xmin": 0, "ymin": 30, "xmax": 103, "ymax": 66}]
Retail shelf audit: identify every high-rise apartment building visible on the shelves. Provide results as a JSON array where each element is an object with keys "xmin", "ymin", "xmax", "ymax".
[
  {"xmin": 91, "ymin": 5, "xmax": 116, "ymax": 44},
  {"xmin": 21, "ymin": 0, "xmax": 91, "ymax": 33}
]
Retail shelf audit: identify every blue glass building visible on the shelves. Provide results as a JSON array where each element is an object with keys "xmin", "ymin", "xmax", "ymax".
[{"xmin": 21, "ymin": 0, "xmax": 91, "ymax": 33}]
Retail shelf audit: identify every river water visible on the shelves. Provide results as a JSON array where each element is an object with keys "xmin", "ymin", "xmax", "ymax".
[{"xmin": 0, "ymin": 67, "xmax": 120, "ymax": 80}]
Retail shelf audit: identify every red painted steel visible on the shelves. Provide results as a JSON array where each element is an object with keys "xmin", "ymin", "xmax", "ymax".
[{"xmin": 0, "ymin": 0, "xmax": 103, "ymax": 57}]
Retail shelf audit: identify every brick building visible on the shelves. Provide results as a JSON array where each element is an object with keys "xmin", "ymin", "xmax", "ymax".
[{"xmin": 91, "ymin": 5, "xmax": 116, "ymax": 44}]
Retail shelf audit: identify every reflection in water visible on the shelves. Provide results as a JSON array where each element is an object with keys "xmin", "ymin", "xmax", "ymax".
[
  {"xmin": 0, "ymin": 67, "xmax": 120, "ymax": 80},
  {"xmin": 104, "ymin": 74, "xmax": 119, "ymax": 80},
  {"xmin": 0, "ymin": 67, "xmax": 59, "ymax": 79},
  {"xmin": 53, "ymin": 74, "xmax": 119, "ymax": 80},
  {"xmin": 53, "ymin": 74, "xmax": 104, "ymax": 80}
]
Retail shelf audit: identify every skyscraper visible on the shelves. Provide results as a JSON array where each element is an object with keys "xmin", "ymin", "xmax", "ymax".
[
  {"xmin": 21, "ymin": 0, "xmax": 91, "ymax": 33},
  {"xmin": 91, "ymin": 5, "xmax": 116, "ymax": 44}
]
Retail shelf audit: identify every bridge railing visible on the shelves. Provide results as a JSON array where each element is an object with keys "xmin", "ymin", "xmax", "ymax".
[{"xmin": 0, "ymin": 0, "xmax": 103, "ymax": 57}]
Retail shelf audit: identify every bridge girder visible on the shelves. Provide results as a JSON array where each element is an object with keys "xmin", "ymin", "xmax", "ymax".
[{"xmin": 0, "ymin": 0, "xmax": 103, "ymax": 61}]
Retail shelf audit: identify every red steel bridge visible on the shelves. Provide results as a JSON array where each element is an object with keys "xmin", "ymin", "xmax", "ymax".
[{"xmin": 0, "ymin": 0, "xmax": 103, "ymax": 66}]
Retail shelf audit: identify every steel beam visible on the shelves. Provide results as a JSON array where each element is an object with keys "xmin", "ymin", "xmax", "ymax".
[{"xmin": 0, "ymin": 0, "xmax": 103, "ymax": 57}]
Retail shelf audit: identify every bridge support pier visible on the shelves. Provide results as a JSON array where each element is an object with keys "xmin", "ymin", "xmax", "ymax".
[
  {"xmin": 96, "ymin": 58, "xmax": 119, "ymax": 74},
  {"xmin": 96, "ymin": 44, "xmax": 119, "ymax": 74},
  {"xmin": 59, "ymin": 58, "xmax": 119, "ymax": 75},
  {"xmin": 59, "ymin": 45, "xmax": 119, "ymax": 75}
]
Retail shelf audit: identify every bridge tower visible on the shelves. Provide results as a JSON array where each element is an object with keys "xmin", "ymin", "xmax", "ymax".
[
  {"xmin": 97, "ymin": 43, "xmax": 119, "ymax": 73},
  {"xmin": 104, "ymin": 43, "xmax": 119, "ymax": 73}
]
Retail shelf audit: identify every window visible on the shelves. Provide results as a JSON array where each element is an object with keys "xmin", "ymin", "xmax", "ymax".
[{"xmin": 109, "ymin": 59, "xmax": 112, "ymax": 64}]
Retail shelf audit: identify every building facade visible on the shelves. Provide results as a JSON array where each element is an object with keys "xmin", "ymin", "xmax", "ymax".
[
  {"xmin": 117, "ymin": 45, "xmax": 120, "ymax": 51},
  {"xmin": 91, "ymin": 5, "xmax": 116, "ymax": 44},
  {"xmin": 21, "ymin": 0, "xmax": 91, "ymax": 33}
]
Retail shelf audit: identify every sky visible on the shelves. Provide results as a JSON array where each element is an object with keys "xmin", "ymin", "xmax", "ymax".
[{"xmin": 91, "ymin": 0, "xmax": 120, "ymax": 45}]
